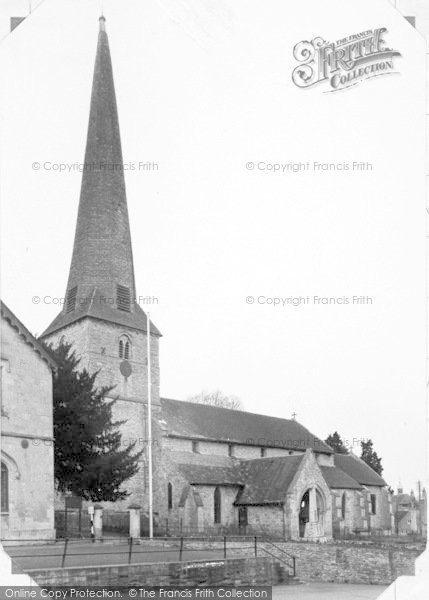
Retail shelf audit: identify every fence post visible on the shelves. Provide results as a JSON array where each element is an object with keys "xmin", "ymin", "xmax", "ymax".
[
  {"xmin": 254, "ymin": 536, "xmax": 257, "ymax": 557},
  {"xmin": 179, "ymin": 537, "xmax": 184, "ymax": 561},
  {"xmin": 94, "ymin": 505, "xmax": 103, "ymax": 540},
  {"xmin": 61, "ymin": 539, "xmax": 68, "ymax": 568},
  {"xmin": 223, "ymin": 536, "xmax": 227, "ymax": 559},
  {"xmin": 128, "ymin": 537, "xmax": 133, "ymax": 565},
  {"xmin": 128, "ymin": 504, "xmax": 141, "ymax": 539}
]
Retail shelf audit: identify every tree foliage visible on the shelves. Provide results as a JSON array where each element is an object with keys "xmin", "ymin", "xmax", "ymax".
[
  {"xmin": 325, "ymin": 431, "xmax": 348, "ymax": 454},
  {"xmin": 188, "ymin": 389, "xmax": 243, "ymax": 411},
  {"xmin": 360, "ymin": 439, "xmax": 383, "ymax": 476},
  {"xmin": 45, "ymin": 341, "xmax": 142, "ymax": 501}
]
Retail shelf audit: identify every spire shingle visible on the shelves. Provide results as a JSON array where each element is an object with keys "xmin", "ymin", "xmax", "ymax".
[{"xmin": 42, "ymin": 18, "xmax": 160, "ymax": 337}]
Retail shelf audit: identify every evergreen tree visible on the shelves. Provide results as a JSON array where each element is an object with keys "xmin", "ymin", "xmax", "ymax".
[
  {"xmin": 45, "ymin": 341, "xmax": 142, "ymax": 501},
  {"xmin": 325, "ymin": 431, "xmax": 348, "ymax": 454},
  {"xmin": 360, "ymin": 439, "xmax": 383, "ymax": 476}
]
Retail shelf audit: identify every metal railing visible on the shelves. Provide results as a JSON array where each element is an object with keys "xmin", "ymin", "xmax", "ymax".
[
  {"xmin": 259, "ymin": 540, "xmax": 296, "ymax": 577},
  {"xmin": 3, "ymin": 535, "xmax": 297, "ymax": 577}
]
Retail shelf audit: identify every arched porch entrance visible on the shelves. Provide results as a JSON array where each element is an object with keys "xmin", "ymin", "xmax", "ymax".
[{"xmin": 299, "ymin": 487, "xmax": 326, "ymax": 539}]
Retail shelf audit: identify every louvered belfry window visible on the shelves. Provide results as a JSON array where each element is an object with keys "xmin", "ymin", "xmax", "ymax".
[
  {"xmin": 65, "ymin": 286, "xmax": 78, "ymax": 313},
  {"xmin": 116, "ymin": 285, "xmax": 131, "ymax": 312}
]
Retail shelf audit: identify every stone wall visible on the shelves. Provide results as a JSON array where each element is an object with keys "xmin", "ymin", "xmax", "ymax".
[
  {"xmin": 1, "ymin": 317, "xmax": 55, "ymax": 540},
  {"xmin": 28, "ymin": 557, "xmax": 287, "ymax": 586},
  {"xmin": 331, "ymin": 489, "xmax": 364, "ymax": 536},
  {"xmin": 365, "ymin": 486, "xmax": 393, "ymax": 532},
  {"xmin": 247, "ymin": 506, "xmax": 285, "ymax": 539},
  {"xmin": 185, "ymin": 540, "xmax": 423, "ymax": 585},
  {"xmin": 270, "ymin": 541, "xmax": 421, "ymax": 585}
]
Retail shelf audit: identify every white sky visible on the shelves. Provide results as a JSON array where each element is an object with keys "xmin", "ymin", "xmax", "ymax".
[{"xmin": 0, "ymin": 0, "xmax": 427, "ymax": 493}]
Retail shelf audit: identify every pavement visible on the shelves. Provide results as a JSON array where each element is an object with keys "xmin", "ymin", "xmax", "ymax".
[{"xmin": 273, "ymin": 583, "xmax": 387, "ymax": 599}]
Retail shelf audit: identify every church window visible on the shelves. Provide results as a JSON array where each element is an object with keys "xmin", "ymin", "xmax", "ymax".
[
  {"xmin": 214, "ymin": 487, "xmax": 221, "ymax": 524},
  {"xmin": 119, "ymin": 335, "xmax": 131, "ymax": 359},
  {"xmin": 1, "ymin": 462, "xmax": 8, "ymax": 513},
  {"xmin": 192, "ymin": 441, "xmax": 199, "ymax": 453},
  {"xmin": 65, "ymin": 286, "xmax": 78, "ymax": 313},
  {"xmin": 228, "ymin": 444, "xmax": 234, "ymax": 457},
  {"xmin": 117, "ymin": 285, "xmax": 131, "ymax": 312},
  {"xmin": 370, "ymin": 494, "xmax": 377, "ymax": 515},
  {"xmin": 168, "ymin": 483, "xmax": 173, "ymax": 510},
  {"xmin": 260, "ymin": 448, "xmax": 266, "ymax": 457},
  {"xmin": 341, "ymin": 492, "xmax": 346, "ymax": 519}
]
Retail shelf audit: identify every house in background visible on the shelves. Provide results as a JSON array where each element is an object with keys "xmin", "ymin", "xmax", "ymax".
[
  {"xmin": 393, "ymin": 486, "xmax": 426, "ymax": 536},
  {"xmin": 1, "ymin": 301, "xmax": 56, "ymax": 540}
]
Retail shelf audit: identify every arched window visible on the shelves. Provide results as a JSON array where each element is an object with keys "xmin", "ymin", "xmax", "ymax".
[
  {"xmin": 341, "ymin": 492, "xmax": 346, "ymax": 520},
  {"xmin": 168, "ymin": 483, "xmax": 173, "ymax": 510},
  {"xmin": 1, "ymin": 462, "xmax": 8, "ymax": 513},
  {"xmin": 119, "ymin": 335, "xmax": 131, "ymax": 359},
  {"xmin": 214, "ymin": 486, "xmax": 221, "ymax": 524}
]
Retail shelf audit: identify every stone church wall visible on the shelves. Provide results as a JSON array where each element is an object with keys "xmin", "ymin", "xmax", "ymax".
[
  {"xmin": 364, "ymin": 486, "xmax": 393, "ymax": 532},
  {"xmin": 43, "ymin": 319, "xmax": 160, "ymax": 405},
  {"xmin": 331, "ymin": 489, "xmax": 364, "ymax": 536},
  {"xmin": 247, "ymin": 505, "xmax": 285, "ymax": 538},
  {"xmin": 43, "ymin": 318, "xmax": 161, "ymax": 511},
  {"xmin": 285, "ymin": 451, "xmax": 333, "ymax": 540}
]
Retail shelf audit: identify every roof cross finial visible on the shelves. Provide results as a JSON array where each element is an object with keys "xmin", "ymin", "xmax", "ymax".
[{"xmin": 292, "ymin": 411, "xmax": 297, "ymax": 421}]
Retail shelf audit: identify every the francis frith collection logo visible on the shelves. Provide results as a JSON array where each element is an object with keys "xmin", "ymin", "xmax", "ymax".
[{"xmin": 292, "ymin": 28, "xmax": 401, "ymax": 92}]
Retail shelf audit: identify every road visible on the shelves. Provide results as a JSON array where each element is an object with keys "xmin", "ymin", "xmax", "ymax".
[{"xmin": 273, "ymin": 583, "xmax": 387, "ymax": 599}]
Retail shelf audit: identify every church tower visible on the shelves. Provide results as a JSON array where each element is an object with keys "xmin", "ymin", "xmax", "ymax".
[{"xmin": 41, "ymin": 16, "xmax": 161, "ymax": 508}]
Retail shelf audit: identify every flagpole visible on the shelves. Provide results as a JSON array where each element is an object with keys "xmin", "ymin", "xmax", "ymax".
[{"xmin": 147, "ymin": 312, "xmax": 153, "ymax": 539}]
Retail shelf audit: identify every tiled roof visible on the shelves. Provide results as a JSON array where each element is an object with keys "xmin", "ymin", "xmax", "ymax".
[
  {"xmin": 170, "ymin": 451, "xmax": 236, "ymax": 468},
  {"xmin": 334, "ymin": 453, "xmax": 386, "ymax": 487},
  {"xmin": 395, "ymin": 510, "xmax": 411, "ymax": 523},
  {"xmin": 160, "ymin": 398, "xmax": 333, "ymax": 453},
  {"xmin": 234, "ymin": 456, "xmax": 304, "ymax": 505},
  {"xmin": 394, "ymin": 494, "xmax": 413, "ymax": 506},
  {"xmin": 42, "ymin": 288, "xmax": 161, "ymax": 337},
  {"xmin": 1, "ymin": 301, "xmax": 57, "ymax": 370},
  {"xmin": 320, "ymin": 466, "xmax": 362, "ymax": 490},
  {"xmin": 178, "ymin": 464, "xmax": 244, "ymax": 486}
]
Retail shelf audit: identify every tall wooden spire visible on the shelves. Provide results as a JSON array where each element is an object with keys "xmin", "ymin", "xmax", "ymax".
[{"xmin": 43, "ymin": 17, "xmax": 160, "ymax": 337}]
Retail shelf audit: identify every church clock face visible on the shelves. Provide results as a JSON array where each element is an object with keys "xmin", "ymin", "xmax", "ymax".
[{"xmin": 120, "ymin": 360, "xmax": 132, "ymax": 378}]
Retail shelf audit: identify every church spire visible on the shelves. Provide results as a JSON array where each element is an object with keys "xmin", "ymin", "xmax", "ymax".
[{"xmin": 42, "ymin": 18, "xmax": 160, "ymax": 337}]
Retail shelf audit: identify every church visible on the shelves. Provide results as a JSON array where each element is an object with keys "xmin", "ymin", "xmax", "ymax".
[{"xmin": 38, "ymin": 16, "xmax": 393, "ymax": 541}]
